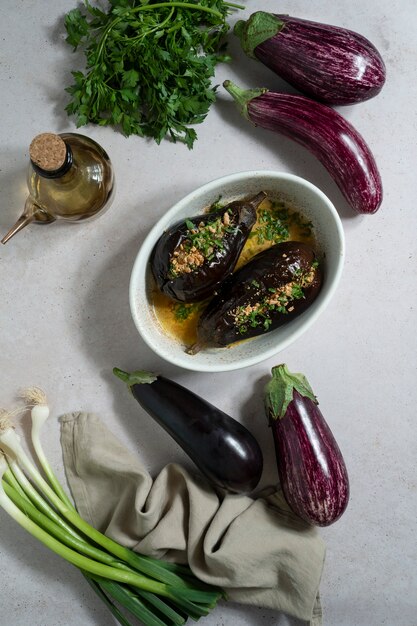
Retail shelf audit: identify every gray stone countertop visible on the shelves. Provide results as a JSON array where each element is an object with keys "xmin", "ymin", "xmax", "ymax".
[{"xmin": 0, "ymin": 1, "xmax": 416, "ymax": 625}]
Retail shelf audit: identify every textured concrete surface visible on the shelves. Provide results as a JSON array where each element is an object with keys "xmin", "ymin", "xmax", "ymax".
[{"xmin": 0, "ymin": 1, "xmax": 416, "ymax": 625}]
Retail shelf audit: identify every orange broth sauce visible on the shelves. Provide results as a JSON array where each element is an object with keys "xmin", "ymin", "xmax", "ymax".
[{"xmin": 150, "ymin": 197, "xmax": 315, "ymax": 346}]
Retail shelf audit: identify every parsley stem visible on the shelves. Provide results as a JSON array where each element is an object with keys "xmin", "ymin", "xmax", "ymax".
[
  {"xmin": 96, "ymin": 2, "xmax": 225, "ymax": 64},
  {"xmin": 128, "ymin": 7, "xmax": 175, "ymax": 43}
]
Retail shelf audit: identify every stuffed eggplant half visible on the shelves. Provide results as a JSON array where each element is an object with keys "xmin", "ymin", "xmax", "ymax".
[
  {"xmin": 150, "ymin": 192, "xmax": 266, "ymax": 302},
  {"xmin": 190, "ymin": 241, "xmax": 322, "ymax": 352}
]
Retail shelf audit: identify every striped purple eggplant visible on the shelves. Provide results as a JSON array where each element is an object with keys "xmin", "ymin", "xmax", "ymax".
[
  {"xmin": 234, "ymin": 12, "xmax": 386, "ymax": 105},
  {"xmin": 264, "ymin": 365, "xmax": 349, "ymax": 526},
  {"xmin": 223, "ymin": 80, "xmax": 383, "ymax": 214}
]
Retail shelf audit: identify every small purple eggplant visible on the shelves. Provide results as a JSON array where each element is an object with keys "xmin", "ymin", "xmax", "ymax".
[
  {"xmin": 265, "ymin": 364, "xmax": 349, "ymax": 526},
  {"xmin": 223, "ymin": 80, "xmax": 383, "ymax": 214},
  {"xmin": 234, "ymin": 12, "xmax": 386, "ymax": 105}
]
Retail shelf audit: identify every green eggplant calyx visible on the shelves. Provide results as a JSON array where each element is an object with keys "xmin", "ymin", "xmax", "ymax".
[
  {"xmin": 234, "ymin": 12, "xmax": 285, "ymax": 59},
  {"xmin": 113, "ymin": 367, "xmax": 157, "ymax": 389},
  {"xmin": 223, "ymin": 80, "xmax": 268, "ymax": 122},
  {"xmin": 264, "ymin": 364, "xmax": 317, "ymax": 421}
]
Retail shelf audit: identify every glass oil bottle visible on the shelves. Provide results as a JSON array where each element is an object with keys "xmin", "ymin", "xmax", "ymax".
[{"xmin": 1, "ymin": 132, "xmax": 115, "ymax": 244}]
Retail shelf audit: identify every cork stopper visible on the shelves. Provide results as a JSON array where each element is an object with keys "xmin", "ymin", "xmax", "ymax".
[{"xmin": 29, "ymin": 133, "xmax": 67, "ymax": 172}]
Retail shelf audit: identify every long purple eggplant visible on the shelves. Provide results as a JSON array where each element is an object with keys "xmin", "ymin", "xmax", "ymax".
[
  {"xmin": 223, "ymin": 80, "xmax": 382, "ymax": 214},
  {"xmin": 234, "ymin": 12, "xmax": 386, "ymax": 105},
  {"xmin": 264, "ymin": 364, "xmax": 349, "ymax": 526},
  {"xmin": 113, "ymin": 367, "xmax": 263, "ymax": 494}
]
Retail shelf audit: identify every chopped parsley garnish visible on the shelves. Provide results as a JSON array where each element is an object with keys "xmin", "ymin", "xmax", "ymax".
[
  {"xmin": 186, "ymin": 216, "xmax": 232, "ymax": 255},
  {"xmin": 174, "ymin": 302, "xmax": 202, "ymax": 321},
  {"xmin": 185, "ymin": 219, "xmax": 196, "ymax": 231},
  {"xmin": 250, "ymin": 201, "xmax": 313, "ymax": 245},
  {"xmin": 169, "ymin": 213, "xmax": 235, "ymax": 277},
  {"xmin": 233, "ymin": 262, "xmax": 318, "ymax": 335},
  {"xmin": 291, "ymin": 284, "xmax": 304, "ymax": 299},
  {"xmin": 208, "ymin": 195, "xmax": 225, "ymax": 212}
]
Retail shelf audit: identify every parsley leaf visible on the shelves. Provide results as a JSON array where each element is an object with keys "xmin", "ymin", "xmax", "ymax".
[
  {"xmin": 64, "ymin": 1, "xmax": 241, "ymax": 148},
  {"xmin": 174, "ymin": 302, "xmax": 203, "ymax": 321},
  {"xmin": 250, "ymin": 200, "xmax": 314, "ymax": 245}
]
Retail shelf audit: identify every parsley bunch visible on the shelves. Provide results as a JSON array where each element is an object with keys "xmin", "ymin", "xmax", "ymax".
[{"xmin": 64, "ymin": 0, "xmax": 241, "ymax": 148}]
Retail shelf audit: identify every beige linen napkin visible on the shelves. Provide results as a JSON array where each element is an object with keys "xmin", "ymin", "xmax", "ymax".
[{"xmin": 60, "ymin": 412, "xmax": 325, "ymax": 625}]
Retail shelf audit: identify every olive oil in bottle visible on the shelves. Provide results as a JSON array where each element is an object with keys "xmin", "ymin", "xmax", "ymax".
[{"xmin": 2, "ymin": 132, "xmax": 115, "ymax": 244}]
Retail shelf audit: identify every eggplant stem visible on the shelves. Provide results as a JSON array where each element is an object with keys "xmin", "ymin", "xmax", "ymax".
[
  {"xmin": 233, "ymin": 12, "xmax": 285, "ymax": 59},
  {"xmin": 265, "ymin": 364, "xmax": 317, "ymax": 420},
  {"xmin": 223, "ymin": 80, "xmax": 267, "ymax": 122},
  {"xmin": 113, "ymin": 368, "xmax": 130, "ymax": 383},
  {"xmin": 186, "ymin": 343, "xmax": 202, "ymax": 355},
  {"xmin": 113, "ymin": 368, "xmax": 158, "ymax": 387}
]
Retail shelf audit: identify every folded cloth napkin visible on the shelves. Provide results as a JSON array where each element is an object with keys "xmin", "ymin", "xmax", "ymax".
[{"xmin": 60, "ymin": 412, "xmax": 325, "ymax": 625}]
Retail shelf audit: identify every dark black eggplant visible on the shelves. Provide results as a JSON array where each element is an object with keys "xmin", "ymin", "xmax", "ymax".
[
  {"xmin": 113, "ymin": 367, "xmax": 264, "ymax": 494},
  {"xmin": 150, "ymin": 192, "xmax": 266, "ymax": 302},
  {"xmin": 191, "ymin": 241, "xmax": 322, "ymax": 352}
]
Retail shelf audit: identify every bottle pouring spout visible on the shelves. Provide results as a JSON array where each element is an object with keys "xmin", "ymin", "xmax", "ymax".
[
  {"xmin": 1, "ymin": 197, "xmax": 55, "ymax": 244},
  {"xmin": 1, "ymin": 214, "xmax": 35, "ymax": 244}
]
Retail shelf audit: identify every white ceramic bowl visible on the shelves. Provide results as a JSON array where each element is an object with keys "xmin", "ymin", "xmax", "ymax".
[{"xmin": 130, "ymin": 171, "xmax": 344, "ymax": 372}]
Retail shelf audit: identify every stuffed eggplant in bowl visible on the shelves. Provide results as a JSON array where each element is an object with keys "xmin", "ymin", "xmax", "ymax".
[{"xmin": 130, "ymin": 171, "xmax": 344, "ymax": 372}]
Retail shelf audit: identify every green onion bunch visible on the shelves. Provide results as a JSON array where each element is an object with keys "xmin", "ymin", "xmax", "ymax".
[{"xmin": 0, "ymin": 389, "xmax": 223, "ymax": 626}]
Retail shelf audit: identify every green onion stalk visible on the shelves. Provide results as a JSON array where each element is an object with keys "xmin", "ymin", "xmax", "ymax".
[{"xmin": 0, "ymin": 392, "xmax": 223, "ymax": 626}]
